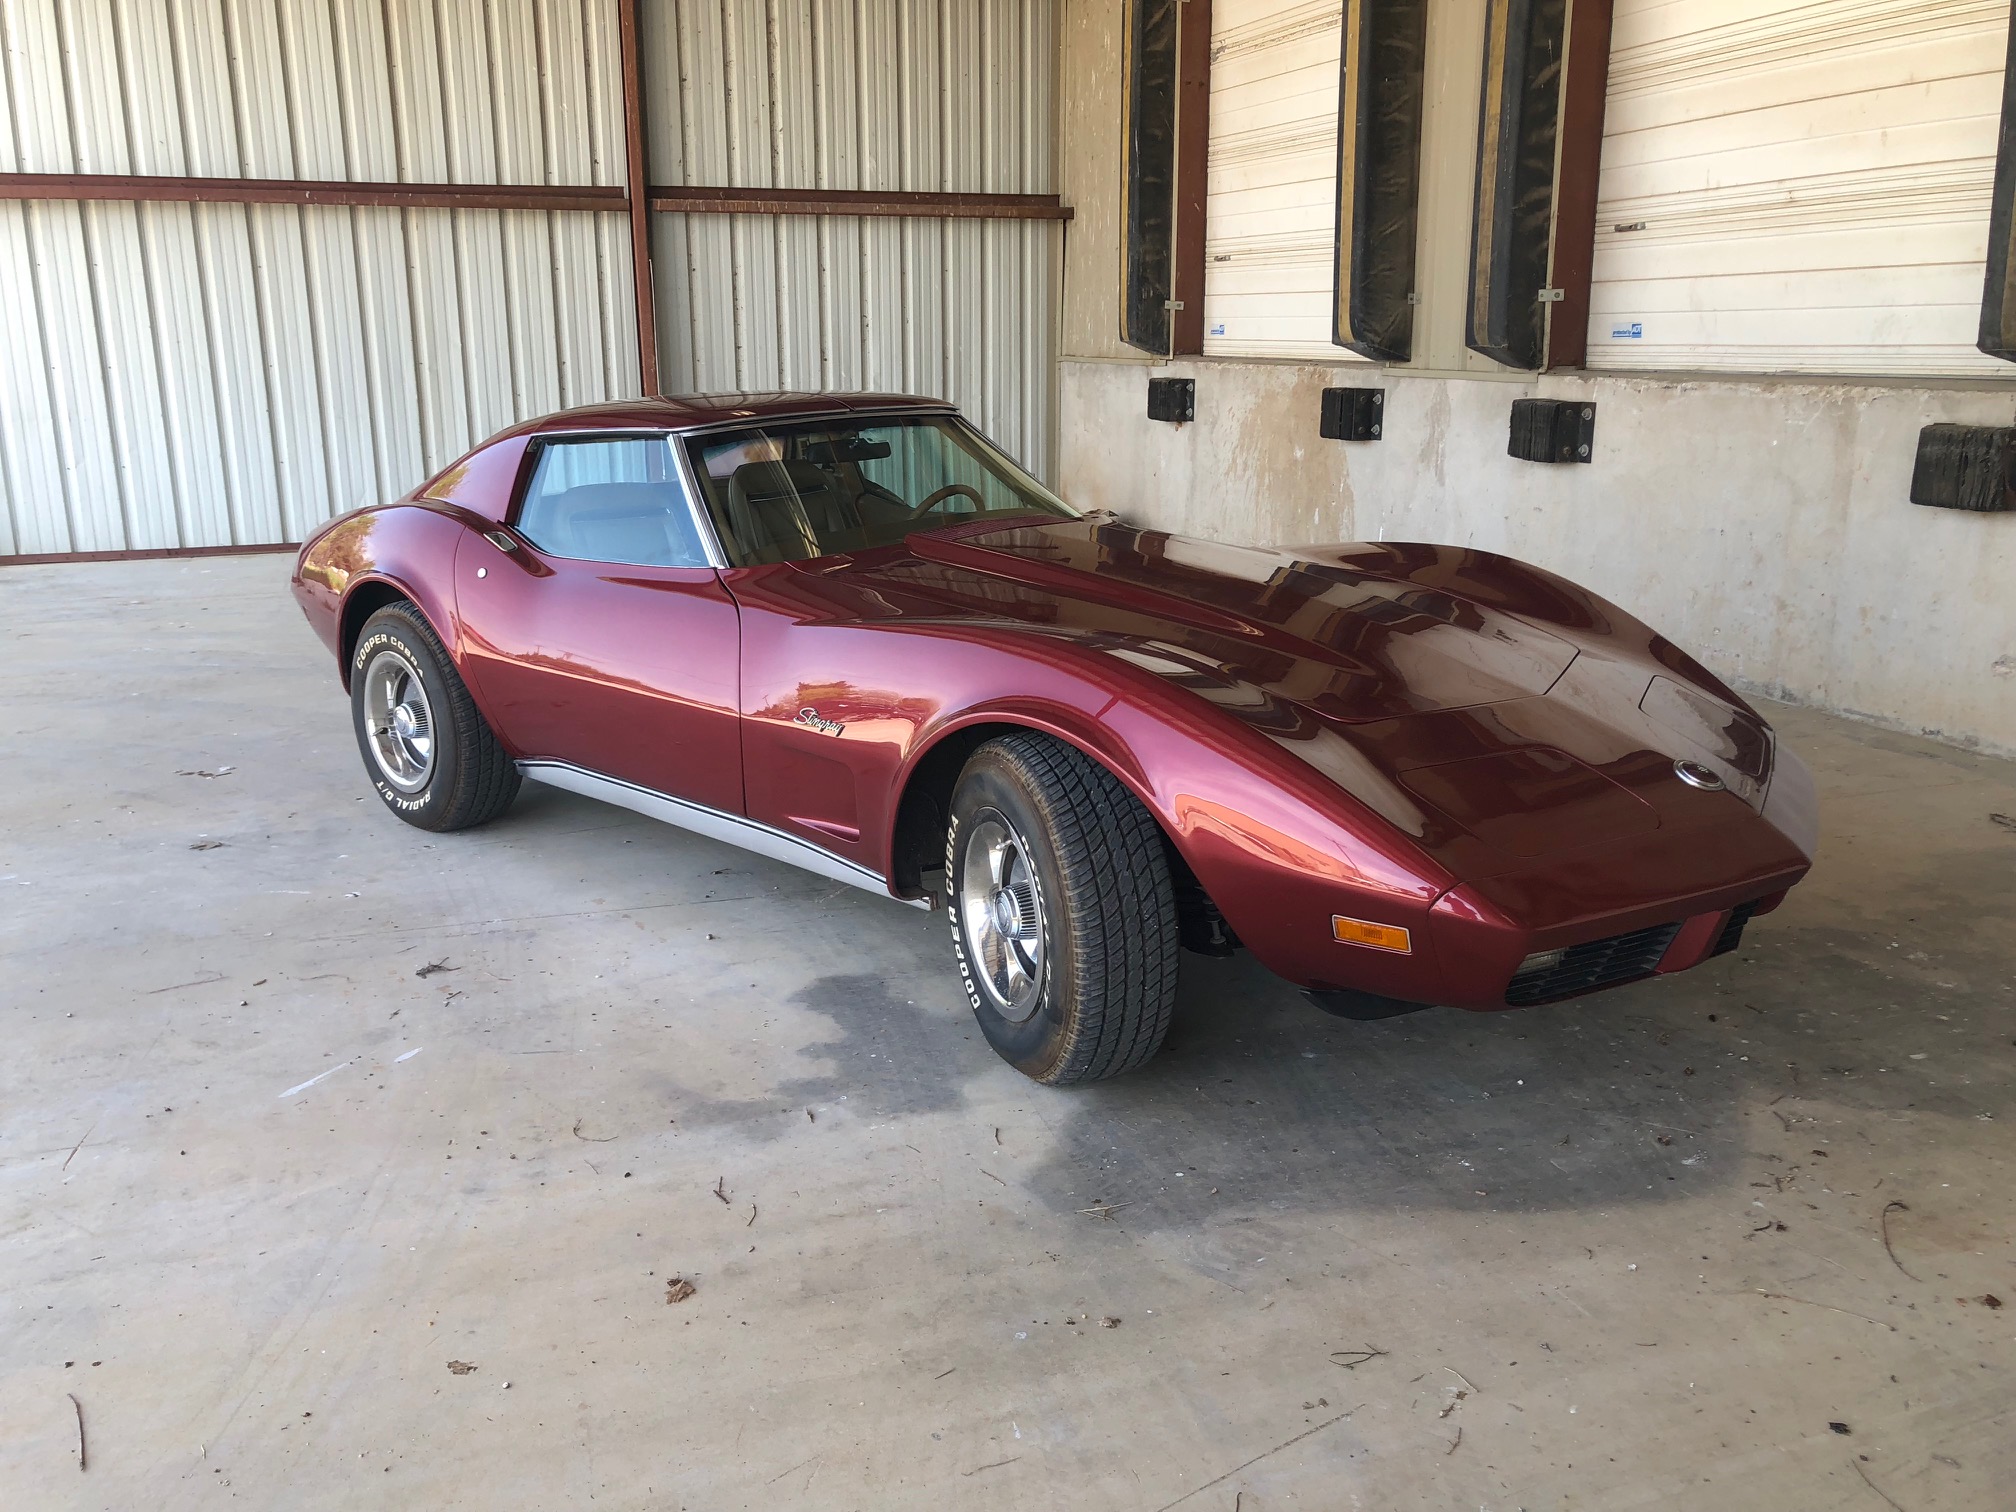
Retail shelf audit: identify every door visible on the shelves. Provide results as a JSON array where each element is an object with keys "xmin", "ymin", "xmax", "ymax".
[
  {"xmin": 1203, "ymin": 0, "xmax": 1371, "ymax": 361},
  {"xmin": 1587, "ymin": 0, "xmax": 2009, "ymax": 377},
  {"xmin": 678, "ymin": 411, "xmax": 1085, "ymax": 879},
  {"xmin": 455, "ymin": 434, "xmax": 744, "ymax": 815}
]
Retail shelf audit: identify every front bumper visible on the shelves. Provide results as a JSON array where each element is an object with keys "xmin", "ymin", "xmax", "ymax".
[{"xmin": 1500, "ymin": 897, "xmax": 1766, "ymax": 1006}]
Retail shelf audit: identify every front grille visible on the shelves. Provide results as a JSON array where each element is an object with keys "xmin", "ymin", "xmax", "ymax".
[
  {"xmin": 1710, "ymin": 901, "xmax": 1757, "ymax": 958},
  {"xmin": 1505, "ymin": 921, "xmax": 1683, "ymax": 1007}
]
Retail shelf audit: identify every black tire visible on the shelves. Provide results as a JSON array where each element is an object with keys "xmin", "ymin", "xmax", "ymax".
[
  {"xmin": 349, "ymin": 602, "xmax": 519, "ymax": 831},
  {"xmin": 946, "ymin": 732, "xmax": 1179, "ymax": 1084}
]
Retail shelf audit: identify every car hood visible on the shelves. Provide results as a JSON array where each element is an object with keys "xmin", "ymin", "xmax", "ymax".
[
  {"xmin": 852, "ymin": 516, "xmax": 1782, "ymax": 877},
  {"xmin": 896, "ymin": 516, "xmax": 1581, "ymax": 723}
]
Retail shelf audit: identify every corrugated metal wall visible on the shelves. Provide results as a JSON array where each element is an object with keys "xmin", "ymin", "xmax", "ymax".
[
  {"xmin": 0, "ymin": 0, "xmax": 638, "ymax": 556},
  {"xmin": 648, "ymin": 0, "xmax": 1060, "ymax": 481}
]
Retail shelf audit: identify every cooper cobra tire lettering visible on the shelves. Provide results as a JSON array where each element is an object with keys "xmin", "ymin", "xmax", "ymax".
[
  {"xmin": 348, "ymin": 600, "xmax": 520, "ymax": 833},
  {"xmin": 944, "ymin": 810, "xmax": 986, "ymax": 1017},
  {"xmin": 945, "ymin": 733, "xmax": 1179, "ymax": 1085}
]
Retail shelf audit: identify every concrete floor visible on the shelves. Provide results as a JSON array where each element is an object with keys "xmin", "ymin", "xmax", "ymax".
[{"xmin": 1, "ymin": 554, "xmax": 2012, "ymax": 1512}]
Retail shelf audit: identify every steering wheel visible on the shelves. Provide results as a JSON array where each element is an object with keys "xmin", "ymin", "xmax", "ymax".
[{"xmin": 907, "ymin": 482, "xmax": 987, "ymax": 520}]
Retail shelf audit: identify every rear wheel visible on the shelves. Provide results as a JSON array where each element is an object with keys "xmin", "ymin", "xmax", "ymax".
[
  {"xmin": 350, "ymin": 602, "xmax": 519, "ymax": 831},
  {"xmin": 946, "ymin": 733, "xmax": 1179, "ymax": 1084}
]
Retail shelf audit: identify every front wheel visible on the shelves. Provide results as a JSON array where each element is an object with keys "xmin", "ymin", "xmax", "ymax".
[
  {"xmin": 349, "ymin": 602, "xmax": 519, "ymax": 831},
  {"xmin": 946, "ymin": 733, "xmax": 1179, "ymax": 1084}
]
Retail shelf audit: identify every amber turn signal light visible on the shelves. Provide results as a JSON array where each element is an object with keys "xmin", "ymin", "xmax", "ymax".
[{"xmin": 1331, "ymin": 915, "xmax": 1412, "ymax": 953}]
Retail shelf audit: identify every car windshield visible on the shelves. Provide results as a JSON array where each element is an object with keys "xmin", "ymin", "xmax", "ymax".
[{"xmin": 682, "ymin": 414, "xmax": 1078, "ymax": 567}]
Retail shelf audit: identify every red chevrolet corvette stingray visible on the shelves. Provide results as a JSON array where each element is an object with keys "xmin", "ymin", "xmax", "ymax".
[{"xmin": 293, "ymin": 393, "xmax": 1816, "ymax": 1083}]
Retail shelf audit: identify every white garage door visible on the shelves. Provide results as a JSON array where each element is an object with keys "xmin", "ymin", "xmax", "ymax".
[
  {"xmin": 1202, "ymin": 0, "xmax": 1366, "ymax": 361},
  {"xmin": 1588, "ymin": 0, "xmax": 2013, "ymax": 377}
]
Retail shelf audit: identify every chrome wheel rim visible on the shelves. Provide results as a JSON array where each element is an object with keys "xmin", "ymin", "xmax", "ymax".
[
  {"xmin": 362, "ymin": 649, "xmax": 435, "ymax": 793},
  {"xmin": 958, "ymin": 809, "xmax": 1047, "ymax": 1022}
]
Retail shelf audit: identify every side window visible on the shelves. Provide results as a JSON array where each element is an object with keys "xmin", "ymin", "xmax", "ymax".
[{"xmin": 513, "ymin": 437, "xmax": 710, "ymax": 568}]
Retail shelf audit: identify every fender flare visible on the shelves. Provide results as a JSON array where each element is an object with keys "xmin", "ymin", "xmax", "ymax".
[{"xmin": 336, "ymin": 569, "xmax": 461, "ymax": 693}]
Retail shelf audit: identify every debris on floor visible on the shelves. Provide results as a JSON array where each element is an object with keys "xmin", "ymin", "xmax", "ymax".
[
  {"xmin": 278, "ymin": 1062, "xmax": 350, "ymax": 1099},
  {"xmin": 665, "ymin": 1277, "xmax": 696, "ymax": 1304},
  {"xmin": 189, "ymin": 840, "xmax": 227, "ymax": 851},
  {"xmin": 66, "ymin": 1392, "xmax": 85, "ymax": 1471},
  {"xmin": 1852, "ymin": 1458, "xmax": 1909, "ymax": 1511},
  {"xmin": 1879, "ymin": 1200, "xmax": 1918, "ymax": 1279},
  {"xmin": 146, "ymin": 971, "xmax": 225, "ymax": 995},
  {"xmin": 414, "ymin": 959, "xmax": 457, "ymax": 978},
  {"xmin": 176, "ymin": 766, "xmax": 235, "ymax": 778},
  {"xmin": 1753, "ymin": 1291, "xmax": 1895, "ymax": 1330},
  {"xmin": 1329, "ymin": 1346, "xmax": 1388, "ymax": 1370},
  {"xmin": 1075, "ymin": 1201, "xmax": 1132, "ymax": 1220},
  {"xmin": 713, "ymin": 1176, "xmax": 730, "ymax": 1204},
  {"xmin": 1099, "ymin": 1316, "xmax": 1121, "ymax": 1328},
  {"xmin": 447, "ymin": 1361, "xmax": 477, "ymax": 1375},
  {"xmin": 960, "ymin": 1456, "xmax": 1019, "ymax": 1478}
]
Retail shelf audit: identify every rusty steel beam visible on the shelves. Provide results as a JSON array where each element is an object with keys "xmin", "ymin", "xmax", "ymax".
[
  {"xmin": 649, "ymin": 185, "xmax": 1073, "ymax": 221},
  {"xmin": 0, "ymin": 542, "xmax": 300, "ymax": 567},
  {"xmin": 616, "ymin": 0, "xmax": 660, "ymax": 396},
  {"xmin": 0, "ymin": 172, "xmax": 625, "ymax": 213},
  {"xmin": 0, "ymin": 174, "xmax": 1074, "ymax": 226},
  {"xmin": 1546, "ymin": 0, "xmax": 1614, "ymax": 370},
  {"xmin": 1170, "ymin": 0, "xmax": 1212, "ymax": 355}
]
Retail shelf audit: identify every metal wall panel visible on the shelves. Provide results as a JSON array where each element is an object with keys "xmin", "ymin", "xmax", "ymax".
[
  {"xmin": 0, "ymin": 0, "xmax": 637, "ymax": 555},
  {"xmin": 648, "ymin": 0, "xmax": 1061, "ymax": 482}
]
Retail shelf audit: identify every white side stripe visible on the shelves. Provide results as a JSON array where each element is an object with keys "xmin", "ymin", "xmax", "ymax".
[{"xmin": 516, "ymin": 761, "xmax": 932, "ymax": 910}]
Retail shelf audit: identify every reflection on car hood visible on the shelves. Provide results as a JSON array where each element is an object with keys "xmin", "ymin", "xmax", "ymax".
[
  {"xmin": 855, "ymin": 517, "xmax": 1771, "ymax": 874},
  {"xmin": 892, "ymin": 516, "xmax": 1580, "ymax": 724}
]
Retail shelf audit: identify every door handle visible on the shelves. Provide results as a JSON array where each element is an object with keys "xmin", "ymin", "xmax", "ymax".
[{"xmin": 483, "ymin": 529, "xmax": 518, "ymax": 553}]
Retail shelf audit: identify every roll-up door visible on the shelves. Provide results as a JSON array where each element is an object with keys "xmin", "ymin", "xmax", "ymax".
[
  {"xmin": 1588, "ymin": 0, "xmax": 2012, "ymax": 377},
  {"xmin": 1203, "ymin": 0, "xmax": 1368, "ymax": 360}
]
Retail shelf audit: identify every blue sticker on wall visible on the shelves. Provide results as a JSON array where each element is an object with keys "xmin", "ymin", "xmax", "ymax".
[
  {"xmin": 1209, "ymin": 323, "xmax": 1225, "ymax": 336},
  {"xmin": 1610, "ymin": 321, "xmax": 1644, "ymax": 340}
]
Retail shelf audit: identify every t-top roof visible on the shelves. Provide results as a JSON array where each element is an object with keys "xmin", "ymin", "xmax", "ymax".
[{"xmin": 516, "ymin": 391, "xmax": 958, "ymax": 435}]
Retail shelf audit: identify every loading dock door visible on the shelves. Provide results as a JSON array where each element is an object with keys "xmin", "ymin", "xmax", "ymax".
[
  {"xmin": 1588, "ymin": 0, "xmax": 2012, "ymax": 377},
  {"xmin": 1202, "ymin": 0, "xmax": 1369, "ymax": 361}
]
